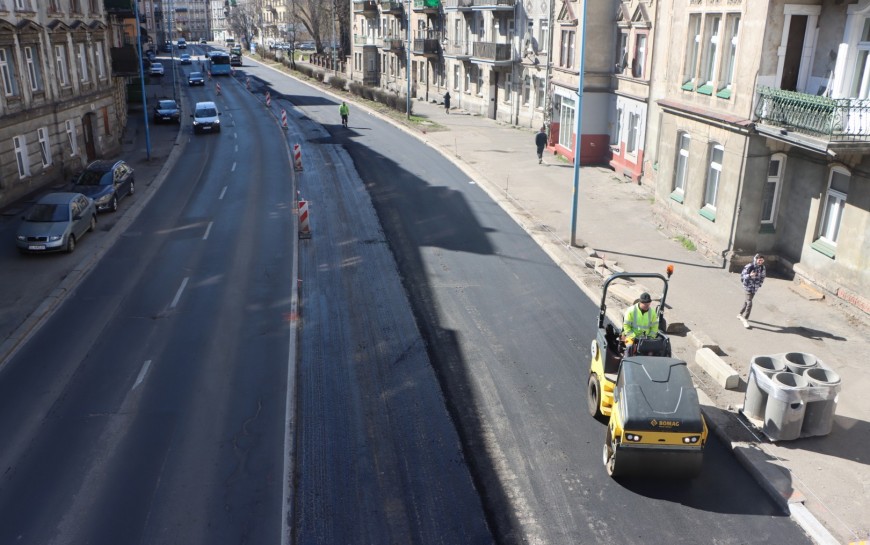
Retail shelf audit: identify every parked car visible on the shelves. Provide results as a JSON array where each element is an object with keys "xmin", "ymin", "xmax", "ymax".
[
  {"xmin": 188, "ymin": 71, "xmax": 205, "ymax": 86},
  {"xmin": 180, "ymin": 53, "xmax": 191, "ymax": 64},
  {"xmin": 153, "ymin": 99, "xmax": 181, "ymax": 123},
  {"xmin": 71, "ymin": 160, "xmax": 135, "ymax": 213},
  {"xmin": 298, "ymin": 42, "xmax": 315, "ymax": 51},
  {"xmin": 200, "ymin": 38, "xmax": 207, "ymax": 44},
  {"xmin": 192, "ymin": 101, "xmax": 221, "ymax": 134},
  {"xmin": 149, "ymin": 62, "xmax": 164, "ymax": 76},
  {"xmin": 16, "ymin": 192, "xmax": 96, "ymax": 254},
  {"xmin": 230, "ymin": 54, "xmax": 242, "ymax": 66}
]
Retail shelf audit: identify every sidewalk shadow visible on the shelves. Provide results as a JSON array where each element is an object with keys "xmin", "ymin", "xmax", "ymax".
[
  {"xmin": 595, "ymin": 248, "xmax": 721, "ymax": 270},
  {"xmin": 777, "ymin": 415, "xmax": 870, "ymax": 466},
  {"xmin": 749, "ymin": 320, "xmax": 847, "ymax": 342}
]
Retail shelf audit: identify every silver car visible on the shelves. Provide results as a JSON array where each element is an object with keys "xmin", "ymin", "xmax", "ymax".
[{"xmin": 16, "ymin": 192, "xmax": 97, "ymax": 254}]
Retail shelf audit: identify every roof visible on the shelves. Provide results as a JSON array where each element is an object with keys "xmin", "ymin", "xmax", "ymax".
[{"xmin": 618, "ymin": 356, "xmax": 705, "ymax": 433}]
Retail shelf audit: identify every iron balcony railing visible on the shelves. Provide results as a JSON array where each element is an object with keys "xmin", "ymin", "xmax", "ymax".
[
  {"xmin": 755, "ymin": 86, "xmax": 870, "ymax": 143},
  {"xmin": 353, "ymin": 0, "xmax": 378, "ymax": 13},
  {"xmin": 353, "ymin": 34, "xmax": 382, "ymax": 46},
  {"xmin": 443, "ymin": 40, "xmax": 472, "ymax": 57},
  {"xmin": 412, "ymin": 0, "xmax": 441, "ymax": 11},
  {"xmin": 412, "ymin": 38, "xmax": 440, "ymax": 55},
  {"xmin": 382, "ymin": 36, "xmax": 405, "ymax": 50},
  {"xmin": 380, "ymin": 0, "xmax": 403, "ymax": 12},
  {"xmin": 470, "ymin": 0, "xmax": 514, "ymax": 7},
  {"xmin": 472, "ymin": 41, "xmax": 513, "ymax": 62},
  {"xmin": 443, "ymin": 0, "xmax": 474, "ymax": 9}
]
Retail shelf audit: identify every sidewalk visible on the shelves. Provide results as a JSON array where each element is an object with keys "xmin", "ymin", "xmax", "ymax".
[{"xmin": 401, "ymin": 96, "xmax": 869, "ymax": 545}]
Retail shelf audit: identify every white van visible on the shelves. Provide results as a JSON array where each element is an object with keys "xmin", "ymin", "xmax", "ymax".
[{"xmin": 192, "ymin": 101, "xmax": 221, "ymax": 134}]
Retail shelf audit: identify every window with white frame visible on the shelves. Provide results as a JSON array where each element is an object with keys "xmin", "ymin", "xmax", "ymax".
[
  {"xmin": 522, "ymin": 75, "xmax": 530, "ymax": 105},
  {"xmin": 55, "ymin": 44, "xmax": 70, "ymax": 86},
  {"xmin": 95, "ymin": 41, "xmax": 106, "ymax": 80},
  {"xmin": 37, "ymin": 127, "xmax": 51, "ymax": 167},
  {"xmin": 761, "ymin": 154, "xmax": 785, "ymax": 225},
  {"xmin": 539, "ymin": 20, "xmax": 548, "ymax": 54},
  {"xmin": 65, "ymin": 119, "xmax": 78, "ymax": 156},
  {"xmin": 610, "ymin": 106, "xmax": 622, "ymax": 145},
  {"xmin": 15, "ymin": 0, "xmax": 33, "ymax": 10},
  {"xmin": 632, "ymin": 33, "xmax": 647, "ymax": 79},
  {"xmin": 718, "ymin": 14, "xmax": 739, "ymax": 92},
  {"xmin": 465, "ymin": 65, "xmax": 471, "ymax": 93},
  {"xmin": 615, "ymin": 29, "xmax": 628, "ymax": 73},
  {"xmin": 0, "ymin": 47, "xmax": 19, "ymax": 97},
  {"xmin": 682, "ymin": 14, "xmax": 701, "ymax": 87},
  {"xmin": 503, "ymin": 72, "xmax": 511, "ymax": 102},
  {"xmin": 818, "ymin": 168, "xmax": 850, "ymax": 245},
  {"xmin": 535, "ymin": 77, "xmax": 545, "ymax": 109},
  {"xmin": 850, "ymin": 18, "xmax": 870, "ymax": 98},
  {"xmin": 699, "ymin": 15, "xmax": 721, "ymax": 89},
  {"xmin": 24, "ymin": 46, "xmax": 43, "ymax": 92},
  {"xmin": 476, "ymin": 66, "xmax": 483, "ymax": 95},
  {"xmin": 627, "ymin": 112, "xmax": 640, "ymax": 154},
  {"xmin": 560, "ymin": 30, "xmax": 575, "ymax": 69},
  {"xmin": 673, "ymin": 131, "xmax": 690, "ymax": 195},
  {"xmin": 703, "ymin": 143, "xmax": 724, "ymax": 210},
  {"xmin": 453, "ymin": 64, "xmax": 460, "ymax": 90},
  {"xmin": 13, "ymin": 135, "xmax": 30, "ymax": 178},
  {"xmin": 78, "ymin": 43, "xmax": 89, "ymax": 82}
]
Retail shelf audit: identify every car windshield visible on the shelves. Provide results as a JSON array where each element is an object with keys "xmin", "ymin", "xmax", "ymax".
[
  {"xmin": 152, "ymin": 63, "xmax": 163, "ymax": 69},
  {"xmin": 190, "ymin": 72, "xmax": 202, "ymax": 78},
  {"xmin": 196, "ymin": 107, "xmax": 217, "ymax": 117},
  {"xmin": 158, "ymin": 100, "xmax": 177, "ymax": 109},
  {"xmin": 25, "ymin": 203, "xmax": 67, "ymax": 222},
  {"xmin": 76, "ymin": 169, "xmax": 110, "ymax": 186}
]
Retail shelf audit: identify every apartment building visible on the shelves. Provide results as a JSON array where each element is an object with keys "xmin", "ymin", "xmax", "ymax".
[
  {"xmin": 0, "ymin": 0, "xmax": 124, "ymax": 210},
  {"xmin": 648, "ymin": 0, "xmax": 868, "ymax": 312}
]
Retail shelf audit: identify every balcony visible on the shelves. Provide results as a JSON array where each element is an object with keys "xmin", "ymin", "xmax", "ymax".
[
  {"xmin": 443, "ymin": 0, "xmax": 473, "ymax": 11},
  {"xmin": 382, "ymin": 36, "xmax": 405, "ymax": 51},
  {"xmin": 412, "ymin": 0, "xmax": 441, "ymax": 13},
  {"xmin": 353, "ymin": 0, "xmax": 378, "ymax": 15},
  {"xmin": 353, "ymin": 34, "xmax": 382, "ymax": 47},
  {"xmin": 443, "ymin": 40, "xmax": 471, "ymax": 58},
  {"xmin": 468, "ymin": 0, "xmax": 514, "ymax": 9},
  {"xmin": 412, "ymin": 38, "xmax": 440, "ymax": 56},
  {"xmin": 380, "ymin": 0, "xmax": 403, "ymax": 13},
  {"xmin": 755, "ymin": 86, "xmax": 870, "ymax": 151},
  {"xmin": 471, "ymin": 41, "xmax": 514, "ymax": 64}
]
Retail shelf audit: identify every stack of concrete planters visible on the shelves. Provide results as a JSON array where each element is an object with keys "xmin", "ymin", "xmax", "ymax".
[{"xmin": 741, "ymin": 352, "xmax": 841, "ymax": 441}]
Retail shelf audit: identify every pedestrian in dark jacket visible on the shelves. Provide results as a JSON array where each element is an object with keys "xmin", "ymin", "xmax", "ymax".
[
  {"xmin": 738, "ymin": 254, "xmax": 766, "ymax": 328},
  {"xmin": 535, "ymin": 127, "xmax": 548, "ymax": 164},
  {"xmin": 444, "ymin": 92, "xmax": 451, "ymax": 114}
]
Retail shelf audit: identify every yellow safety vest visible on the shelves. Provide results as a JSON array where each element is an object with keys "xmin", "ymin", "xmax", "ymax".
[{"xmin": 623, "ymin": 304, "xmax": 659, "ymax": 341}]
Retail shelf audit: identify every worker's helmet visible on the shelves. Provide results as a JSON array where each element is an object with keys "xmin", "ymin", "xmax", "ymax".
[{"xmin": 639, "ymin": 292, "xmax": 652, "ymax": 303}]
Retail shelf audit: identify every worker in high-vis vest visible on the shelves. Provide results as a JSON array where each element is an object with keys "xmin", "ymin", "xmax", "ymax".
[{"xmin": 622, "ymin": 292, "xmax": 659, "ymax": 345}]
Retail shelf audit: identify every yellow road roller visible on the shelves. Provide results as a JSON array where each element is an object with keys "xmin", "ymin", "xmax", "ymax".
[{"xmin": 587, "ymin": 271, "xmax": 707, "ymax": 478}]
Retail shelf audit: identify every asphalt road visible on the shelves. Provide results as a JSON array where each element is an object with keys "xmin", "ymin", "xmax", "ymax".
[{"xmin": 0, "ymin": 51, "xmax": 815, "ymax": 545}]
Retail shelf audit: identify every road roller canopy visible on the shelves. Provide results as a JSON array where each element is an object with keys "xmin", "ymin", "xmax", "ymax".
[{"xmin": 617, "ymin": 356, "xmax": 705, "ymax": 434}]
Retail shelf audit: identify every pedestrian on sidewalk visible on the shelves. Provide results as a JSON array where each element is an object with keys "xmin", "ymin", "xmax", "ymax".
[
  {"xmin": 738, "ymin": 254, "xmax": 766, "ymax": 329},
  {"xmin": 535, "ymin": 127, "xmax": 548, "ymax": 164},
  {"xmin": 444, "ymin": 92, "xmax": 451, "ymax": 114}
]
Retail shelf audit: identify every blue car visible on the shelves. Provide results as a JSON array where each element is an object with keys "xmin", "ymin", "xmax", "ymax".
[{"xmin": 71, "ymin": 160, "xmax": 135, "ymax": 213}]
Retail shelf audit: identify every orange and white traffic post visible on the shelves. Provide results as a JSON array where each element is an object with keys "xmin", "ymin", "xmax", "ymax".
[
  {"xmin": 281, "ymin": 109, "xmax": 288, "ymax": 129},
  {"xmin": 265, "ymin": 91, "xmax": 271, "ymax": 108},
  {"xmin": 298, "ymin": 198, "xmax": 311, "ymax": 239},
  {"xmin": 246, "ymin": 77, "xmax": 251, "ymax": 90},
  {"xmin": 293, "ymin": 143, "xmax": 303, "ymax": 171},
  {"xmin": 215, "ymin": 82, "xmax": 221, "ymax": 95}
]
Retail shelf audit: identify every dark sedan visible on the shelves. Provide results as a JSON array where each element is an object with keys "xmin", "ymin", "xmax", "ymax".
[
  {"xmin": 71, "ymin": 160, "xmax": 135, "ymax": 213},
  {"xmin": 153, "ymin": 99, "xmax": 181, "ymax": 123},
  {"xmin": 15, "ymin": 192, "xmax": 97, "ymax": 254},
  {"xmin": 188, "ymin": 71, "xmax": 205, "ymax": 86}
]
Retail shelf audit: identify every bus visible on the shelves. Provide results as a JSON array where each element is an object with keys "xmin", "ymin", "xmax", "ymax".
[
  {"xmin": 225, "ymin": 37, "xmax": 235, "ymax": 47},
  {"xmin": 208, "ymin": 51, "xmax": 232, "ymax": 75}
]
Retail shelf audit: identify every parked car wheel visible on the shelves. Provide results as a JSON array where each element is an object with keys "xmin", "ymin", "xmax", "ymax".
[
  {"xmin": 66, "ymin": 234, "xmax": 76, "ymax": 253},
  {"xmin": 110, "ymin": 195, "xmax": 118, "ymax": 212},
  {"xmin": 88, "ymin": 215, "xmax": 97, "ymax": 232},
  {"xmin": 129, "ymin": 181, "xmax": 135, "ymax": 195}
]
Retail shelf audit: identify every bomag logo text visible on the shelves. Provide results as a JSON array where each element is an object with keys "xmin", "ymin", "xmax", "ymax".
[{"xmin": 650, "ymin": 419, "xmax": 680, "ymax": 428}]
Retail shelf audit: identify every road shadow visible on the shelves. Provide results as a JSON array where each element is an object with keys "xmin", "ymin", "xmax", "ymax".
[{"xmin": 748, "ymin": 320, "xmax": 847, "ymax": 341}]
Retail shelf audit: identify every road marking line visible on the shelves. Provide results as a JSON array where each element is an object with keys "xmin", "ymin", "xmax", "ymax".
[
  {"xmin": 170, "ymin": 277, "xmax": 189, "ymax": 309},
  {"xmin": 219, "ymin": 186, "xmax": 227, "ymax": 200},
  {"xmin": 203, "ymin": 221, "xmax": 213, "ymax": 240},
  {"xmin": 235, "ymin": 144, "xmax": 239, "ymax": 153},
  {"xmin": 231, "ymin": 161, "xmax": 237, "ymax": 172},
  {"xmin": 132, "ymin": 360, "xmax": 152, "ymax": 390}
]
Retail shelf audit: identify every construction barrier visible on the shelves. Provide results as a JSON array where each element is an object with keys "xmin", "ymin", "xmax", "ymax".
[
  {"xmin": 207, "ymin": 71, "xmax": 212, "ymax": 80},
  {"xmin": 215, "ymin": 82, "xmax": 221, "ymax": 95},
  {"xmin": 293, "ymin": 143, "xmax": 303, "ymax": 171},
  {"xmin": 281, "ymin": 109, "xmax": 288, "ymax": 129},
  {"xmin": 298, "ymin": 199, "xmax": 311, "ymax": 239},
  {"xmin": 265, "ymin": 91, "xmax": 271, "ymax": 107},
  {"xmin": 246, "ymin": 77, "xmax": 250, "ymax": 90}
]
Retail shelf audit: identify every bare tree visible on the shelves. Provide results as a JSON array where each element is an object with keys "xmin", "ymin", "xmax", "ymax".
[
  {"xmin": 226, "ymin": 0, "xmax": 262, "ymax": 48},
  {"xmin": 290, "ymin": 0, "xmax": 337, "ymax": 54}
]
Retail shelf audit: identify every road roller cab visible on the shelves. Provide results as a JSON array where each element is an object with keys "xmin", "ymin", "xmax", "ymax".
[{"xmin": 602, "ymin": 356, "xmax": 708, "ymax": 478}]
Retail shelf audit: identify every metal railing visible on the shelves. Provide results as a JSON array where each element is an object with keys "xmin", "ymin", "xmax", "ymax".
[
  {"xmin": 353, "ymin": 0, "xmax": 379, "ymax": 12},
  {"xmin": 383, "ymin": 37, "xmax": 405, "ymax": 50},
  {"xmin": 413, "ymin": 0, "xmax": 441, "ymax": 10},
  {"xmin": 443, "ymin": 40, "xmax": 472, "ymax": 56},
  {"xmin": 353, "ymin": 34, "xmax": 382, "ymax": 46},
  {"xmin": 379, "ymin": 0, "xmax": 403, "ymax": 11},
  {"xmin": 472, "ymin": 41, "xmax": 513, "ymax": 61},
  {"xmin": 755, "ymin": 86, "xmax": 870, "ymax": 143},
  {"xmin": 412, "ymin": 38, "xmax": 440, "ymax": 55}
]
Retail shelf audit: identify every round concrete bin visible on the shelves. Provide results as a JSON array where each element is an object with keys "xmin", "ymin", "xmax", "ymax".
[
  {"xmin": 784, "ymin": 352, "xmax": 818, "ymax": 375},
  {"xmin": 801, "ymin": 367, "xmax": 841, "ymax": 437},
  {"xmin": 763, "ymin": 372, "xmax": 809, "ymax": 441},
  {"xmin": 743, "ymin": 355, "xmax": 787, "ymax": 421}
]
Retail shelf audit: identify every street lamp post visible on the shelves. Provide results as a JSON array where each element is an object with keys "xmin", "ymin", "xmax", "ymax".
[
  {"xmin": 569, "ymin": 0, "xmax": 587, "ymax": 247},
  {"xmin": 406, "ymin": 0, "xmax": 411, "ymax": 119},
  {"xmin": 134, "ymin": 0, "xmax": 152, "ymax": 160}
]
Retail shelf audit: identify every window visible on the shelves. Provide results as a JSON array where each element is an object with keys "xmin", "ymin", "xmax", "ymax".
[
  {"xmin": 611, "ymin": 106, "xmax": 622, "ymax": 146},
  {"xmin": 558, "ymin": 95, "xmax": 575, "ymax": 149},
  {"xmin": 626, "ymin": 112, "xmax": 640, "ymax": 154},
  {"xmin": 673, "ymin": 132, "xmax": 690, "ymax": 196},
  {"xmin": 535, "ymin": 76, "xmax": 545, "ymax": 109},
  {"xmin": 502, "ymin": 72, "xmax": 511, "ymax": 102},
  {"xmin": 453, "ymin": 64, "xmax": 460, "ymax": 90},
  {"xmin": 55, "ymin": 44, "xmax": 69, "ymax": 86},
  {"xmin": 761, "ymin": 154, "xmax": 784, "ymax": 226},
  {"xmin": 682, "ymin": 14, "xmax": 701, "ymax": 88},
  {"xmin": 632, "ymin": 33, "xmax": 647, "ymax": 78},
  {"xmin": 476, "ymin": 66, "xmax": 483, "ymax": 95},
  {"xmin": 560, "ymin": 30, "xmax": 575, "ymax": 69},
  {"xmin": 718, "ymin": 14, "xmax": 739, "ymax": 95},
  {"xmin": 37, "ymin": 127, "xmax": 51, "ymax": 167},
  {"xmin": 78, "ymin": 43, "xmax": 89, "ymax": 82},
  {"xmin": 539, "ymin": 20, "xmax": 548, "ymax": 54},
  {"xmin": 818, "ymin": 168, "xmax": 850, "ymax": 245},
  {"xmin": 0, "ymin": 47, "xmax": 19, "ymax": 97},
  {"xmin": 13, "ymin": 135, "xmax": 30, "ymax": 178},
  {"xmin": 703, "ymin": 143, "xmax": 724, "ymax": 212},
  {"xmin": 522, "ymin": 75, "xmax": 530, "ymax": 105},
  {"xmin": 24, "ymin": 46, "xmax": 43, "ymax": 92},
  {"xmin": 699, "ymin": 15, "xmax": 721, "ymax": 90},
  {"xmin": 615, "ymin": 30, "xmax": 628, "ymax": 73},
  {"xmin": 71, "ymin": 0, "xmax": 81, "ymax": 13},
  {"xmin": 15, "ymin": 0, "xmax": 32, "ymax": 10},
  {"xmin": 95, "ymin": 41, "xmax": 106, "ymax": 80},
  {"xmin": 851, "ymin": 18, "xmax": 870, "ymax": 98},
  {"xmin": 464, "ymin": 65, "xmax": 471, "ymax": 93},
  {"xmin": 66, "ymin": 119, "xmax": 78, "ymax": 156}
]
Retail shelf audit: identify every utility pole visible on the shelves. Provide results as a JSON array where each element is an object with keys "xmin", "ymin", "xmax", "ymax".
[
  {"xmin": 134, "ymin": 0, "xmax": 152, "ymax": 160},
  {"xmin": 406, "ymin": 0, "xmax": 411, "ymax": 118},
  {"xmin": 569, "ymin": 0, "xmax": 587, "ymax": 247},
  {"xmin": 541, "ymin": 0, "xmax": 556, "ymax": 133}
]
